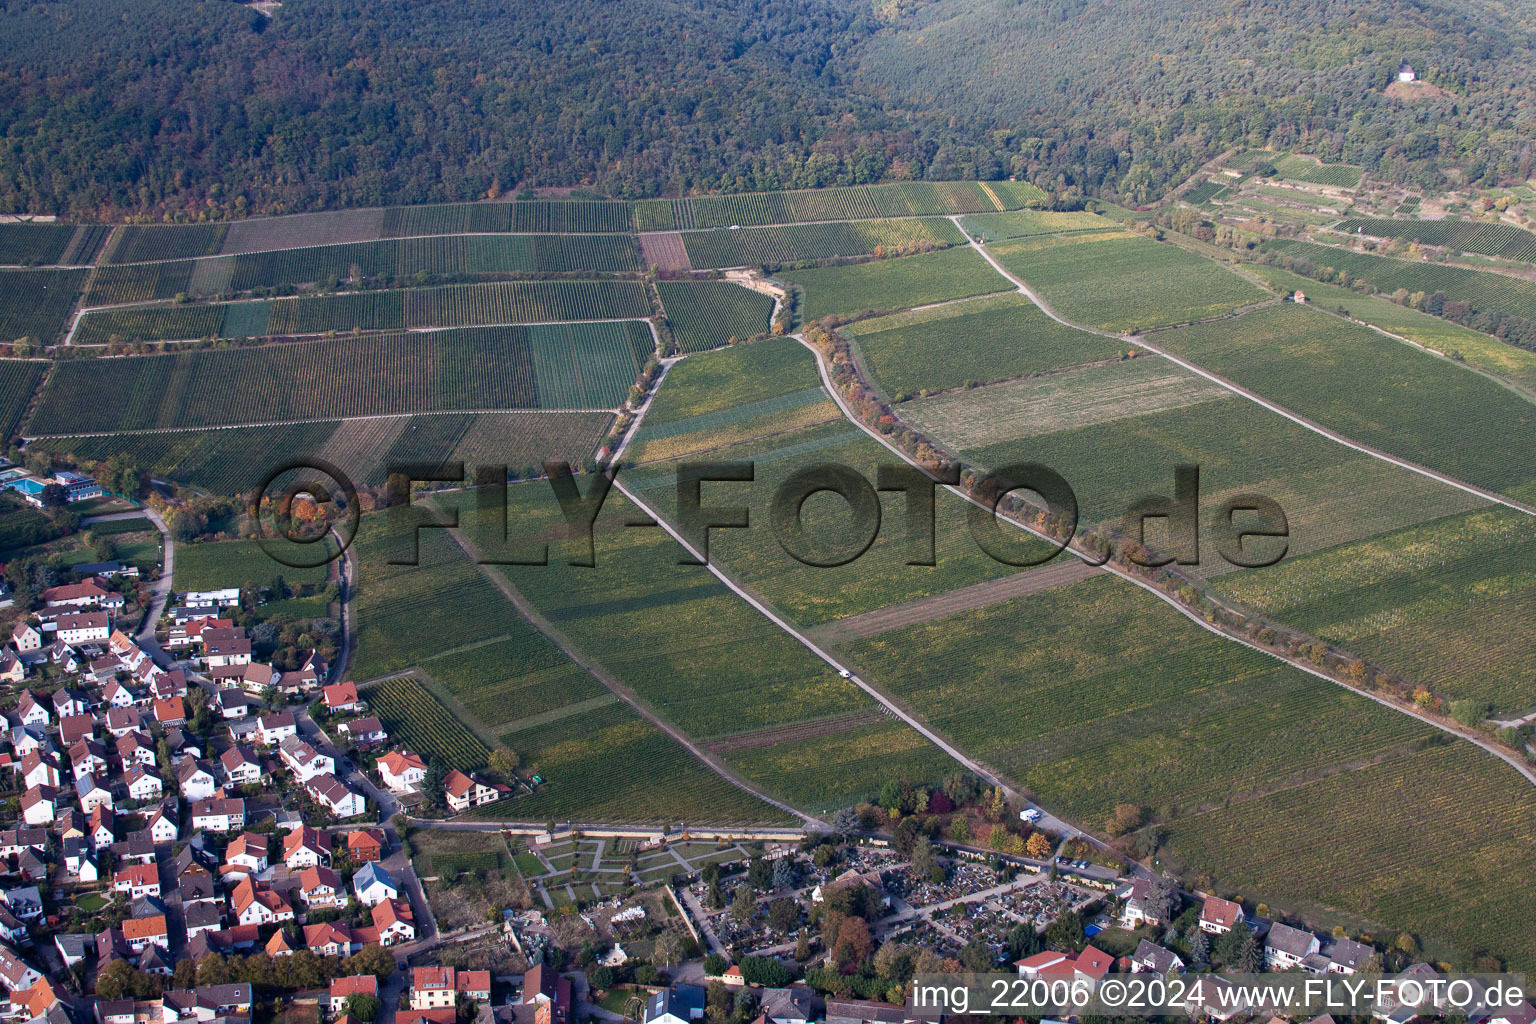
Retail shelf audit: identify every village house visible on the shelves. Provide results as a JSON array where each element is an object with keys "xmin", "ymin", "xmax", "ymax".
[
  {"xmin": 348, "ymin": 829, "xmax": 385, "ymax": 862},
  {"xmin": 323, "ymin": 683, "xmax": 366, "ymax": 714},
  {"xmin": 370, "ymin": 897, "xmax": 415, "ymax": 946},
  {"xmin": 1265, "ymin": 922, "xmax": 1321, "ymax": 970},
  {"xmin": 123, "ymin": 913, "xmax": 169, "ymax": 954},
  {"xmin": 305, "ymin": 773, "xmax": 367, "ymax": 818},
  {"xmin": 297, "ymin": 866, "xmax": 346, "ymax": 909},
  {"xmin": 190, "ymin": 798, "xmax": 245, "ymax": 833},
  {"xmin": 124, "ymin": 765, "xmax": 164, "ymax": 802},
  {"xmin": 411, "ymin": 968, "xmax": 459, "ymax": 1011},
  {"xmin": 352, "ymin": 862, "xmax": 399, "ymax": 906},
  {"xmin": 444, "ymin": 769, "xmax": 501, "ymax": 812},
  {"xmin": 283, "ymin": 826, "xmax": 332, "ymax": 869},
  {"xmin": 220, "ymin": 745, "xmax": 261, "ymax": 787},
  {"xmin": 0, "ymin": 945, "xmax": 42, "ymax": 993},
  {"xmin": 113, "ymin": 863, "xmax": 161, "ymax": 899},
  {"xmin": 257, "ymin": 711, "xmax": 298, "ymax": 746},
  {"xmin": 308, "ymin": 922, "xmax": 360, "ymax": 958},
  {"xmin": 177, "ymin": 760, "xmax": 219, "ymax": 801},
  {"xmin": 329, "ymin": 975, "xmax": 377, "ymax": 1016},
  {"xmin": 378, "ymin": 750, "xmax": 428, "ymax": 793},
  {"xmin": 54, "ymin": 611, "xmax": 110, "ymax": 645},
  {"xmin": 1200, "ymin": 896, "xmax": 1243, "ymax": 934},
  {"xmin": 279, "ymin": 736, "xmax": 335, "ymax": 781},
  {"xmin": 231, "ymin": 878, "xmax": 294, "ymax": 926},
  {"xmin": 224, "ymin": 833, "xmax": 270, "ymax": 874},
  {"xmin": 338, "ymin": 716, "xmax": 386, "ymax": 744}
]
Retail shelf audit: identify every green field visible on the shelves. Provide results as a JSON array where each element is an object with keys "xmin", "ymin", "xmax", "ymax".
[
  {"xmin": 493, "ymin": 700, "xmax": 792, "ymax": 824},
  {"xmin": 34, "ymin": 323, "xmax": 649, "ymax": 434},
  {"xmin": 625, "ymin": 336, "xmax": 839, "ymax": 464},
  {"xmin": 371, "ymin": 675, "xmax": 490, "ymax": 770},
  {"xmin": 902, "ymin": 357, "xmax": 1229, "ymax": 449},
  {"xmin": 1335, "ymin": 217, "xmax": 1536, "ymax": 263},
  {"xmin": 173, "ymin": 538, "xmax": 331, "ymax": 592},
  {"xmin": 843, "ymin": 573, "xmax": 1432, "ymax": 823},
  {"xmin": 1221, "ymin": 507, "xmax": 1536, "ymax": 710},
  {"xmin": 724, "ymin": 719, "xmax": 958, "ymax": 814},
  {"xmin": 1263, "ymin": 238, "xmax": 1536, "ymax": 322},
  {"xmin": 31, "ymin": 412, "xmax": 611, "ymax": 494},
  {"xmin": 679, "ymin": 218, "xmax": 964, "ymax": 268},
  {"xmin": 641, "ymin": 336, "xmax": 821, "ymax": 426},
  {"xmin": 624, "ymin": 417, "xmax": 1059, "ymax": 625},
  {"xmin": 847, "ymin": 292, "xmax": 1127, "ymax": 397},
  {"xmin": 1151, "ymin": 303, "xmax": 1536, "ymax": 503},
  {"xmin": 411, "ymin": 830, "xmax": 511, "ymax": 877},
  {"xmin": 958, "ymin": 388, "xmax": 1481, "ymax": 564},
  {"xmin": 779, "ymin": 246, "xmax": 1009, "ymax": 320},
  {"xmin": 956, "ymin": 209, "xmax": 1115, "ymax": 242},
  {"xmin": 656, "ymin": 281, "xmax": 776, "ymax": 352},
  {"xmin": 1247, "ymin": 266, "xmax": 1536, "ymax": 389},
  {"xmin": 0, "ymin": 268, "xmax": 87, "ymax": 344},
  {"xmin": 988, "ymin": 231, "xmax": 1267, "ymax": 332}
]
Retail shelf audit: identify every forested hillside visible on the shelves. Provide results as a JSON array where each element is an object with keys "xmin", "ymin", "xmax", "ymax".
[{"xmin": 1, "ymin": 0, "xmax": 1533, "ymax": 217}]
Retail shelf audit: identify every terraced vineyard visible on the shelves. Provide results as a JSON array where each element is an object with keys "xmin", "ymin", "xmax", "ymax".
[
  {"xmin": 956, "ymin": 209, "xmax": 1114, "ymax": 241},
  {"xmin": 1246, "ymin": 266, "xmax": 1536, "ymax": 388},
  {"xmin": 1336, "ymin": 217, "xmax": 1536, "ymax": 262},
  {"xmin": 1272, "ymin": 154, "xmax": 1364, "ymax": 188},
  {"xmin": 656, "ymin": 281, "xmax": 776, "ymax": 352},
  {"xmin": 0, "ymin": 223, "xmax": 78, "ymax": 265},
  {"xmin": 1221, "ymin": 507, "xmax": 1536, "ymax": 710},
  {"xmin": 779, "ymin": 246, "xmax": 1009, "ymax": 320},
  {"xmin": 0, "ymin": 360, "xmax": 45, "ymax": 439},
  {"xmin": 85, "ymin": 261, "xmax": 200, "ymax": 305}
]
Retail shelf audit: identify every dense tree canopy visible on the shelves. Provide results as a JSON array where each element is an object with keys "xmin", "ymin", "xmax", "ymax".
[{"xmin": 1, "ymin": 0, "xmax": 1533, "ymax": 218}]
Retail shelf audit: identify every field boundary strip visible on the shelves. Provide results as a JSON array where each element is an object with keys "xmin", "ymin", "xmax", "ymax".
[{"xmin": 950, "ymin": 217, "xmax": 1536, "ymax": 519}]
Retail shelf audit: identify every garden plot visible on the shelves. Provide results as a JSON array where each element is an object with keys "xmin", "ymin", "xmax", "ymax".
[{"xmin": 900, "ymin": 357, "xmax": 1228, "ymax": 450}]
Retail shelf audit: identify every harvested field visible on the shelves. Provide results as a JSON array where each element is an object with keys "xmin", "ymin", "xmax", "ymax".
[
  {"xmin": 900, "ymin": 357, "xmax": 1228, "ymax": 449},
  {"xmin": 639, "ymin": 233, "xmax": 691, "ymax": 271}
]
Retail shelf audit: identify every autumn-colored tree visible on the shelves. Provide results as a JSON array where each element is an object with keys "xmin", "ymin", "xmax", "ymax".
[
  {"xmin": 1025, "ymin": 831, "xmax": 1052, "ymax": 859},
  {"xmin": 1106, "ymin": 803, "xmax": 1146, "ymax": 837},
  {"xmin": 834, "ymin": 915, "xmax": 874, "ymax": 968}
]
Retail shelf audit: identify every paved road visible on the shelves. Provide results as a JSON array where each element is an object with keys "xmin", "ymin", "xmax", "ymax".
[
  {"xmin": 294, "ymin": 701, "xmax": 403, "ymax": 821},
  {"xmin": 133, "ymin": 505, "xmax": 174, "ymax": 663}
]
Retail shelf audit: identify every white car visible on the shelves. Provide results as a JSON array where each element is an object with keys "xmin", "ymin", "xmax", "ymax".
[{"xmin": 838, "ymin": 669, "xmax": 852, "ymax": 679}]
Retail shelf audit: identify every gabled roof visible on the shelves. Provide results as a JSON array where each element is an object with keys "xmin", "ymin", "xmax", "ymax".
[
  {"xmin": 1200, "ymin": 896, "xmax": 1243, "ymax": 929},
  {"xmin": 379, "ymin": 750, "xmax": 427, "ymax": 775},
  {"xmin": 354, "ymin": 862, "xmax": 397, "ymax": 891},
  {"xmin": 1266, "ymin": 922, "xmax": 1318, "ymax": 957}
]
